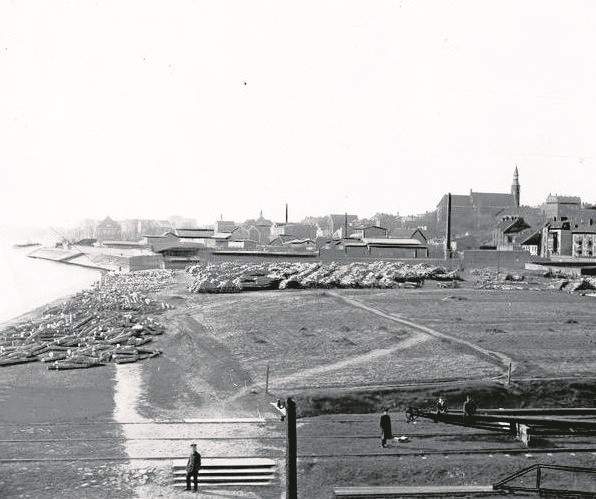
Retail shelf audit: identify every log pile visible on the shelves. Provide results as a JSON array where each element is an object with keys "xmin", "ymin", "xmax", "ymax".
[
  {"xmin": 560, "ymin": 277, "xmax": 596, "ymax": 294},
  {"xmin": 470, "ymin": 268, "xmax": 596, "ymax": 294},
  {"xmin": 0, "ymin": 270, "xmax": 174, "ymax": 370},
  {"xmin": 187, "ymin": 261, "xmax": 460, "ymax": 293}
]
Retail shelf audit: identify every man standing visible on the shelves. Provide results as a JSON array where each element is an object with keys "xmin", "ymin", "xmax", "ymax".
[
  {"xmin": 379, "ymin": 409, "xmax": 392, "ymax": 448},
  {"xmin": 435, "ymin": 395, "xmax": 448, "ymax": 422},
  {"xmin": 463, "ymin": 395, "xmax": 477, "ymax": 423},
  {"xmin": 186, "ymin": 443, "xmax": 201, "ymax": 492}
]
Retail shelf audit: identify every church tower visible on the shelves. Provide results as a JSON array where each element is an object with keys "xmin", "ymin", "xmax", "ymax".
[{"xmin": 511, "ymin": 166, "xmax": 520, "ymax": 207}]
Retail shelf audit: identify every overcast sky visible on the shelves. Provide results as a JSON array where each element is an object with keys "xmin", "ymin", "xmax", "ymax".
[{"xmin": 1, "ymin": 1, "xmax": 596, "ymax": 228}]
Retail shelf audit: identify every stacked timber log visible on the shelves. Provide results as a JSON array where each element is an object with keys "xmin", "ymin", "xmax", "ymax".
[
  {"xmin": 187, "ymin": 261, "xmax": 460, "ymax": 294},
  {"xmin": 470, "ymin": 268, "xmax": 596, "ymax": 294},
  {"xmin": 560, "ymin": 277, "xmax": 596, "ymax": 294},
  {"xmin": 0, "ymin": 270, "xmax": 174, "ymax": 370}
]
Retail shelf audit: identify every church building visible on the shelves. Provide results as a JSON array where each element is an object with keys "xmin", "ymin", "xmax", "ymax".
[{"xmin": 436, "ymin": 168, "xmax": 521, "ymax": 237}]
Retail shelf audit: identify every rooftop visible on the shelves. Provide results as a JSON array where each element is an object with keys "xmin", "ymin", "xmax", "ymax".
[{"xmin": 362, "ymin": 238, "xmax": 424, "ymax": 246}]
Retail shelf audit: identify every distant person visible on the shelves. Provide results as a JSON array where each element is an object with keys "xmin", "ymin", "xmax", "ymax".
[
  {"xmin": 463, "ymin": 395, "xmax": 477, "ymax": 423},
  {"xmin": 435, "ymin": 395, "xmax": 448, "ymax": 422},
  {"xmin": 379, "ymin": 409, "xmax": 393, "ymax": 448},
  {"xmin": 186, "ymin": 443, "xmax": 201, "ymax": 492},
  {"xmin": 436, "ymin": 395, "xmax": 448, "ymax": 414}
]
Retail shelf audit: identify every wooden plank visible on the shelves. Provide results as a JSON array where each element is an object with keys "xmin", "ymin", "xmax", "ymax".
[
  {"xmin": 182, "ymin": 418, "xmax": 264, "ymax": 423},
  {"xmin": 334, "ymin": 485, "xmax": 495, "ymax": 497},
  {"xmin": 424, "ymin": 411, "xmax": 596, "ymax": 430},
  {"xmin": 479, "ymin": 408, "xmax": 596, "ymax": 416},
  {"xmin": 173, "ymin": 481, "xmax": 272, "ymax": 487},
  {"xmin": 173, "ymin": 468, "xmax": 275, "ymax": 475},
  {"xmin": 171, "ymin": 458, "xmax": 275, "ymax": 468},
  {"xmin": 173, "ymin": 477, "xmax": 275, "ymax": 483}
]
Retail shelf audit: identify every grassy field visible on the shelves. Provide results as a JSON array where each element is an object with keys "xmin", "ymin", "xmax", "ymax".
[
  {"xmin": 345, "ymin": 287, "xmax": 596, "ymax": 378},
  {"xmin": 1, "ymin": 273, "xmax": 595, "ymax": 497},
  {"xmin": 180, "ymin": 289, "xmax": 501, "ymax": 392}
]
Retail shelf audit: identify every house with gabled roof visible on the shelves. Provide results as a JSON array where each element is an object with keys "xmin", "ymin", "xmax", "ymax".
[
  {"xmin": 350, "ymin": 225, "xmax": 388, "ymax": 239},
  {"xmin": 520, "ymin": 230, "xmax": 542, "ymax": 256},
  {"xmin": 95, "ymin": 216, "xmax": 122, "ymax": 241},
  {"xmin": 491, "ymin": 216, "xmax": 532, "ymax": 250},
  {"xmin": 390, "ymin": 228, "xmax": 428, "ymax": 244}
]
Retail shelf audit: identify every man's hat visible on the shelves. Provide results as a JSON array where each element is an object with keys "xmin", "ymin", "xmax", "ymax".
[{"xmin": 190, "ymin": 443, "xmax": 197, "ymax": 447}]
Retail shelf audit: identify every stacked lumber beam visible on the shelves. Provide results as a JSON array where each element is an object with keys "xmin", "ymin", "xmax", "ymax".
[
  {"xmin": 187, "ymin": 261, "xmax": 459, "ymax": 294},
  {"xmin": 0, "ymin": 270, "xmax": 174, "ymax": 370}
]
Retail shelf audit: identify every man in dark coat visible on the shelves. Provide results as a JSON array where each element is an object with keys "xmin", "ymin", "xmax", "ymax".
[
  {"xmin": 435, "ymin": 395, "xmax": 448, "ymax": 422},
  {"xmin": 463, "ymin": 395, "xmax": 477, "ymax": 423},
  {"xmin": 379, "ymin": 409, "xmax": 392, "ymax": 448},
  {"xmin": 186, "ymin": 443, "xmax": 201, "ymax": 492}
]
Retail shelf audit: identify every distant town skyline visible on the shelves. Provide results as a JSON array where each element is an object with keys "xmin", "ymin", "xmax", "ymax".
[{"xmin": 2, "ymin": 1, "xmax": 596, "ymax": 229}]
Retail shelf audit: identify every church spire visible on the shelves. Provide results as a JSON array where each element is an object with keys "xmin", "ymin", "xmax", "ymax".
[{"xmin": 511, "ymin": 166, "xmax": 520, "ymax": 207}]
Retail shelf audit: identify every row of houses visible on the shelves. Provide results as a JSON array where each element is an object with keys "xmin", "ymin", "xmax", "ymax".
[
  {"xmin": 141, "ymin": 222, "xmax": 430, "ymax": 261},
  {"xmin": 483, "ymin": 213, "xmax": 596, "ymax": 260}
]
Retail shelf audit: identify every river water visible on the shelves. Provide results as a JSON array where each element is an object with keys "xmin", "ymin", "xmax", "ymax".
[{"xmin": 0, "ymin": 230, "xmax": 101, "ymax": 323}]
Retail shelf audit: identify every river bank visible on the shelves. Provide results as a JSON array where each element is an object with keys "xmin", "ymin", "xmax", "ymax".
[
  {"xmin": 0, "ymin": 241, "xmax": 102, "ymax": 324},
  {"xmin": 0, "ymin": 271, "xmax": 174, "ymax": 370}
]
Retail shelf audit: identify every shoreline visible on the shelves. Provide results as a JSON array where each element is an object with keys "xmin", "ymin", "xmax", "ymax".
[{"xmin": 0, "ymin": 289, "xmax": 85, "ymax": 330}]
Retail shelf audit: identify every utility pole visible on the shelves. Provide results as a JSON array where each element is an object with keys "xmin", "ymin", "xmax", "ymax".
[
  {"xmin": 445, "ymin": 193, "xmax": 452, "ymax": 259},
  {"xmin": 265, "ymin": 363, "xmax": 270, "ymax": 395},
  {"xmin": 285, "ymin": 203, "xmax": 289, "ymax": 224},
  {"xmin": 286, "ymin": 398, "xmax": 297, "ymax": 499}
]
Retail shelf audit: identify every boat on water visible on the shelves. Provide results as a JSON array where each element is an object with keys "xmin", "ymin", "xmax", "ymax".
[{"xmin": 12, "ymin": 242, "xmax": 42, "ymax": 248}]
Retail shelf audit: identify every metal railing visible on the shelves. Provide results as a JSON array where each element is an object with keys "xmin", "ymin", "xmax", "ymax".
[{"xmin": 493, "ymin": 463, "xmax": 596, "ymax": 496}]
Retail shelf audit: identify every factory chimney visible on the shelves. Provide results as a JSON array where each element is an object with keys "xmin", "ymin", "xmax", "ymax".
[
  {"xmin": 445, "ymin": 193, "xmax": 452, "ymax": 259},
  {"xmin": 344, "ymin": 212, "xmax": 348, "ymax": 239}
]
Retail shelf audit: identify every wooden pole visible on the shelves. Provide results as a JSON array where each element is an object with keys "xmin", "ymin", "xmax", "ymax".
[
  {"xmin": 445, "ymin": 193, "xmax": 452, "ymax": 259},
  {"xmin": 286, "ymin": 398, "xmax": 297, "ymax": 499},
  {"xmin": 507, "ymin": 362, "xmax": 512, "ymax": 386},
  {"xmin": 265, "ymin": 363, "xmax": 270, "ymax": 395}
]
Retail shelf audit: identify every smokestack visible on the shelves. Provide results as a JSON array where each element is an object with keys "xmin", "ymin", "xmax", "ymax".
[
  {"xmin": 285, "ymin": 203, "xmax": 288, "ymax": 224},
  {"xmin": 344, "ymin": 212, "xmax": 348, "ymax": 239},
  {"xmin": 445, "ymin": 193, "xmax": 452, "ymax": 259}
]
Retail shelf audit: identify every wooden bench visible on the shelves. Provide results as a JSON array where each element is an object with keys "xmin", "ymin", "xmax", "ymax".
[
  {"xmin": 333, "ymin": 485, "xmax": 497, "ymax": 498},
  {"xmin": 172, "ymin": 457, "xmax": 276, "ymax": 487}
]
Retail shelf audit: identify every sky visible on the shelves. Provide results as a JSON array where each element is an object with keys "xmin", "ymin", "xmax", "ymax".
[{"xmin": 1, "ymin": 1, "xmax": 596, "ymax": 228}]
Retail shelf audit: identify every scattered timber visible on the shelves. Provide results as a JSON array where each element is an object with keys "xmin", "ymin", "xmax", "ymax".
[{"xmin": 0, "ymin": 270, "xmax": 174, "ymax": 370}]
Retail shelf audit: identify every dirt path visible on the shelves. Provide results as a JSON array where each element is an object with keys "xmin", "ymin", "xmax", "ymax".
[
  {"xmin": 268, "ymin": 331, "xmax": 430, "ymax": 389},
  {"xmin": 223, "ymin": 290, "xmax": 515, "ymax": 403},
  {"xmin": 326, "ymin": 291, "xmax": 514, "ymax": 378}
]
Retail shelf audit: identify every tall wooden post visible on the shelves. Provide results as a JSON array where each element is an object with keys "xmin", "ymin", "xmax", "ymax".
[
  {"xmin": 507, "ymin": 362, "xmax": 512, "ymax": 386},
  {"xmin": 445, "ymin": 193, "xmax": 452, "ymax": 259},
  {"xmin": 265, "ymin": 363, "xmax": 270, "ymax": 394},
  {"xmin": 286, "ymin": 398, "xmax": 297, "ymax": 499}
]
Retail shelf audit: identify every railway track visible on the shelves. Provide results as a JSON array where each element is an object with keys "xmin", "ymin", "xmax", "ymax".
[{"xmin": 1, "ymin": 448, "xmax": 595, "ymax": 464}]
